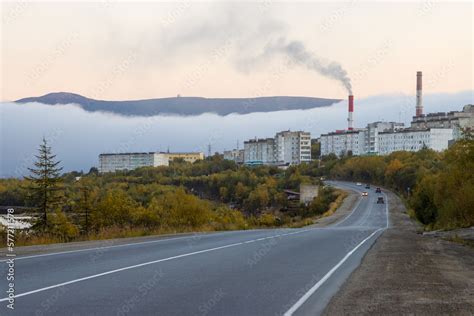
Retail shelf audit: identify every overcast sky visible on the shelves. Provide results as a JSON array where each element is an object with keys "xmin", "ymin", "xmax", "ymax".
[{"xmin": 1, "ymin": 1, "xmax": 472, "ymax": 101}]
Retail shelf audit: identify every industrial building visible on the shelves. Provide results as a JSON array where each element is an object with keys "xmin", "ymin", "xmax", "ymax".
[
  {"xmin": 99, "ymin": 151, "xmax": 204, "ymax": 173},
  {"xmin": 410, "ymin": 104, "xmax": 473, "ymax": 140},
  {"xmin": 240, "ymin": 130, "xmax": 311, "ymax": 166},
  {"xmin": 320, "ymin": 71, "xmax": 471, "ymax": 157}
]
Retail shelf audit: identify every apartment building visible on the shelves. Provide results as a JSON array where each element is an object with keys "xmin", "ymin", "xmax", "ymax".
[
  {"xmin": 320, "ymin": 130, "xmax": 365, "ymax": 157},
  {"xmin": 363, "ymin": 122, "xmax": 405, "ymax": 154},
  {"xmin": 242, "ymin": 131, "xmax": 311, "ymax": 166},
  {"xmin": 99, "ymin": 152, "xmax": 169, "ymax": 173},
  {"xmin": 243, "ymin": 138, "xmax": 276, "ymax": 165},
  {"xmin": 275, "ymin": 131, "xmax": 311, "ymax": 164},
  {"xmin": 99, "ymin": 151, "xmax": 204, "ymax": 173},
  {"xmin": 378, "ymin": 128, "xmax": 454, "ymax": 155}
]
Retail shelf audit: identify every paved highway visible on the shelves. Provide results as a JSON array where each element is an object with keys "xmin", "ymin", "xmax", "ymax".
[{"xmin": 1, "ymin": 181, "xmax": 389, "ymax": 315}]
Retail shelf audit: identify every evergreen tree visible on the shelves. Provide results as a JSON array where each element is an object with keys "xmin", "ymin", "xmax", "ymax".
[{"xmin": 25, "ymin": 138, "xmax": 63, "ymax": 228}]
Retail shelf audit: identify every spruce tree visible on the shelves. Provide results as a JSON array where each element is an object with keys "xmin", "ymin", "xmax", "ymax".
[{"xmin": 26, "ymin": 137, "xmax": 63, "ymax": 228}]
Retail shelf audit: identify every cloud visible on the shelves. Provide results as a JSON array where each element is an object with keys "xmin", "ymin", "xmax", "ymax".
[{"xmin": 1, "ymin": 90, "xmax": 471, "ymax": 177}]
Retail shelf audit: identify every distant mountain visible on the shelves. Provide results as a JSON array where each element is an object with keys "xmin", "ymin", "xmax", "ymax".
[{"xmin": 15, "ymin": 92, "xmax": 342, "ymax": 117}]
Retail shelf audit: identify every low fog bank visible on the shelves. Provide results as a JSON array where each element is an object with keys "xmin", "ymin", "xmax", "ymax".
[{"xmin": 1, "ymin": 91, "xmax": 472, "ymax": 177}]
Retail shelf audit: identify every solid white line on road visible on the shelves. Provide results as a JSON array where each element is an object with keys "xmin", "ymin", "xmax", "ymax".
[
  {"xmin": 0, "ymin": 229, "xmax": 312, "ymax": 302},
  {"xmin": 284, "ymin": 227, "xmax": 385, "ymax": 316},
  {"xmin": 0, "ymin": 229, "xmax": 274, "ymax": 263},
  {"xmin": 0, "ymin": 235, "xmax": 193, "ymax": 263},
  {"xmin": 383, "ymin": 192, "xmax": 390, "ymax": 228},
  {"xmin": 334, "ymin": 191, "xmax": 363, "ymax": 227}
]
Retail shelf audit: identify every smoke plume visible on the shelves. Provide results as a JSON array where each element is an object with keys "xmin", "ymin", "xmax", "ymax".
[{"xmin": 260, "ymin": 37, "xmax": 353, "ymax": 94}]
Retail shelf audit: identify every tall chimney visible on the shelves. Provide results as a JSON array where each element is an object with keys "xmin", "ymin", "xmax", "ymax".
[
  {"xmin": 348, "ymin": 95, "xmax": 354, "ymax": 130},
  {"xmin": 416, "ymin": 71, "xmax": 423, "ymax": 116}
]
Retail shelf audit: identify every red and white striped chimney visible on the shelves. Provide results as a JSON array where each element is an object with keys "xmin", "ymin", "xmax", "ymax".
[
  {"xmin": 416, "ymin": 71, "xmax": 423, "ymax": 116},
  {"xmin": 348, "ymin": 95, "xmax": 354, "ymax": 130}
]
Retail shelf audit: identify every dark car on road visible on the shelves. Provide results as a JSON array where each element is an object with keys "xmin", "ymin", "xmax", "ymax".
[
  {"xmin": 365, "ymin": 184, "xmax": 370, "ymax": 189},
  {"xmin": 377, "ymin": 196, "xmax": 384, "ymax": 204},
  {"xmin": 375, "ymin": 187, "xmax": 382, "ymax": 193}
]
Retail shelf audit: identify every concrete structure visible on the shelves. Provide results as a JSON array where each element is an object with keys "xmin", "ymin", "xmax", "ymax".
[
  {"xmin": 223, "ymin": 149, "xmax": 244, "ymax": 164},
  {"xmin": 416, "ymin": 71, "xmax": 423, "ymax": 117},
  {"xmin": 320, "ymin": 130, "xmax": 365, "ymax": 157},
  {"xmin": 410, "ymin": 104, "xmax": 473, "ymax": 140},
  {"xmin": 274, "ymin": 131, "xmax": 311, "ymax": 165},
  {"xmin": 300, "ymin": 184, "xmax": 319, "ymax": 205},
  {"xmin": 99, "ymin": 152, "xmax": 169, "ymax": 173},
  {"xmin": 319, "ymin": 71, "xmax": 468, "ymax": 157},
  {"xmin": 162, "ymin": 152, "xmax": 204, "ymax": 163},
  {"xmin": 244, "ymin": 138, "xmax": 275, "ymax": 165},
  {"xmin": 347, "ymin": 95, "xmax": 354, "ymax": 130},
  {"xmin": 243, "ymin": 130, "xmax": 311, "ymax": 166},
  {"xmin": 320, "ymin": 122, "xmax": 404, "ymax": 157},
  {"xmin": 99, "ymin": 151, "xmax": 204, "ymax": 173},
  {"xmin": 378, "ymin": 128, "xmax": 453, "ymax": 155},
  {"xmin": 363, "ymin": 122, "xmax": 405, "ymax": 154}
]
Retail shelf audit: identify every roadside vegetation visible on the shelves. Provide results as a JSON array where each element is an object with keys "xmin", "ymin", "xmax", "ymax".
[
  {"xmin": 314, "ymin": 133, "xmax": 474, "ymax": 230},
  {"xmin": 0, "ymin": 140, "xmax": 341, "ymax": 246}
]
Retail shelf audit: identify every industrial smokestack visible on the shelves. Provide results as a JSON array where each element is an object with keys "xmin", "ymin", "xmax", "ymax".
[
  {"xmin": 416, "ymin": 71, "xmax": 423, "ymax": 116},
  {"xmin": 348, "ymin": 95, "xmax": 354, "ymax": 130}
]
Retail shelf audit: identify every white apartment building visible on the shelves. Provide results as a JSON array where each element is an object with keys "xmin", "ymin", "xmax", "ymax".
[
  {"xmin": 243, "ymin": 131, "xmax": 311, "ymax": 166},
  {"xmin": 275, "ymin": 131, "xmax": 311, "ymax": 164},
  {"xmin": 244, "ymin": 138, "xmax": 275, "ymax": 165},
  {"xmin": 99, "ymin": 152, "xmax": 169, "ymax": 173},
  {"xmin": 319, "ymin": 120, "xmax": 459, "ymax": 157},
  {"xmin": 320, "ymin": 130, "xmax": 365, "ymax": 157},
  {"xmin": 99, "ymin": 151, "xmax": 204, "ymax": 173},
  {"xmin": 378, "ymin": 128, "xmax": 454, "ymax": 155},
  {"xmin": 363, "ymin": 122, "xmax": 405, "ymax": 154},
  {"xmin": 320, "ymin": 122, "xmax": 405, "ymax": 157}
]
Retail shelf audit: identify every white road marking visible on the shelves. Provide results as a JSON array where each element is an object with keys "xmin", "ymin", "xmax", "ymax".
[
  {"xmin": 334, "ymin": 191, "xmax": 363, "ymax": 227},
  {"xmin": 0, "ymin": 229, "xmax": 271, "ymax": 263},
  {"xmin": 383, "ymin": 192, "xmax": 390, "ymax": 228},
  {"xmin": 0, "ymin": 229, "xmax": 312, "ymax": 302},
  {"xmin": 0, "ymin": 235, "xmax": 194, "ymax": 263},
  {"xmin": 284, "ymin": 227, "xmax": 385, "ymax": 316}
]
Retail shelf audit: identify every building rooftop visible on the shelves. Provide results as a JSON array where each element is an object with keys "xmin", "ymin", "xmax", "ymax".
[
  {"xmin": 378, "ymin": 127, "xmax": 452, "ymax": 134},
  {"xmin": 100, "ymin": 152, "xmax": 203, "ymax": 156}
]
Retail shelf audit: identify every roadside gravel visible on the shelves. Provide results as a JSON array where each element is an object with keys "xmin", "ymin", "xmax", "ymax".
[{"xmin": 324, "ymin": 190, "xmax": 474, "ymax": 315}]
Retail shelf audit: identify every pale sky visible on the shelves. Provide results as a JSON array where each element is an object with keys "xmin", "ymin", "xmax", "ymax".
[{"xmin": 1, "ymin": 1, "xmax": 473, "ymax": 101}]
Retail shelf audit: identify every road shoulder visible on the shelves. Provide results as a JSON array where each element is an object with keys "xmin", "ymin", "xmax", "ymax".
[
  {"xmin": 310, "ymin": 188, "xmax": 360, "ymax": 227},
  {"xmin": 324, "ymin": 190, "xmax": 474, "ymax": 315}
]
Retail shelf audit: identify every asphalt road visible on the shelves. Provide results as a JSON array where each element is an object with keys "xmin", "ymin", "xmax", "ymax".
[{"xmin": 0, "ymin": 181, "xmax": 389, "ymax": 315}]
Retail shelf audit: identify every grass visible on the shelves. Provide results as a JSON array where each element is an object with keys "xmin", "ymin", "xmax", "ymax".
[
  {"xmin": 322, "ymin": 189, "xmax": 348, "ymax": 218},
  {"xmin": 283, "ymin": 189, "xmax": 348, "ymax": 228}
]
